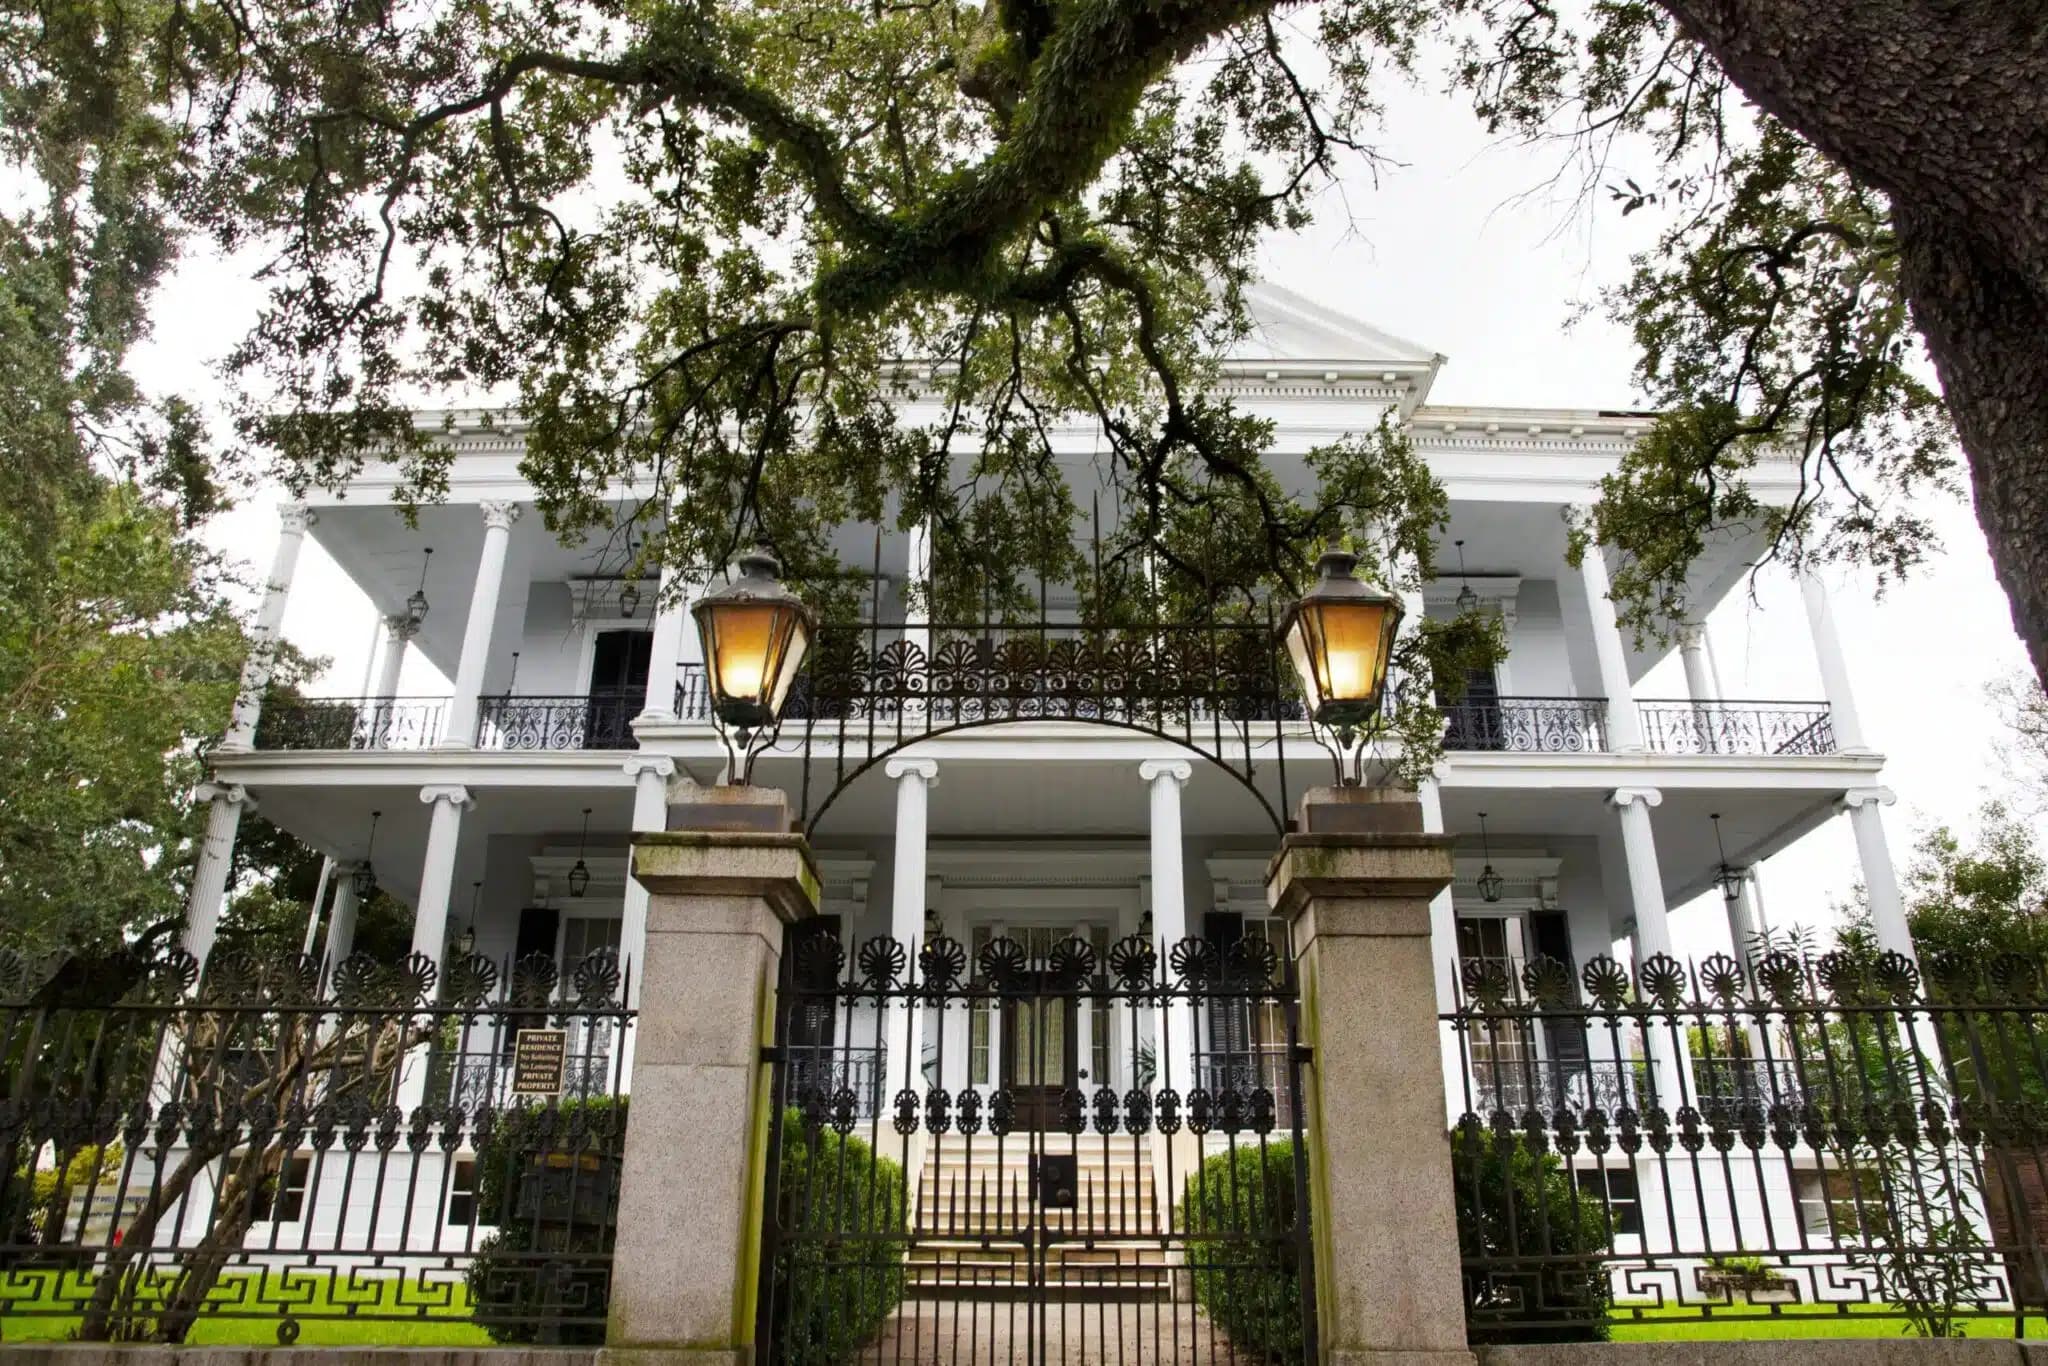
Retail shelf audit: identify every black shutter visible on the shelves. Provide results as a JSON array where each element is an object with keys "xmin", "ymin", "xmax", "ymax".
[
  {"xmin": 513, "ymin": 907, "xmax": 560, "ymax": 964},
  {"xmin": 1202, "ymin": 912, "xmax": 1248, "ymax": 1067},
  {"xmin": 1529, "ymin": 910, "xmax": 1587, "ymax": 1062}
]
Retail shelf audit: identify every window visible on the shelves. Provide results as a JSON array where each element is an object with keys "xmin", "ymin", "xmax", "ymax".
[
  {"xmin": 260, "ymin": 1154, "xmax": 311, "ymax": 1224},
  {"xmin": 447, "ymin": 1158, "xmax": 479, "ymax": 1227},
  {"xmin": 561, "ymin": 914, "xmax": 623, "ymax": 968},
  {"xmin": 1574, "ymin": 1165, "xmax": 1642, "ymax": 1238},
  {"xmin": 1795, "ymin": 1167, "xmax": 1883, "ymax": 1241}
]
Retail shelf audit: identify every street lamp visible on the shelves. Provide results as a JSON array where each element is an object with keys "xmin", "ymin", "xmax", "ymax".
[
  {"xmin": 1277, "ymin": 545, "xmax": 1404, "ymax": 785},
  {"xmin": 692, "ymin": 545, "xmax": 816, "ymax": 781}
]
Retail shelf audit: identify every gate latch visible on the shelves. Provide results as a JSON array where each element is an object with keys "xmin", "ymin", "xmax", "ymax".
[{"xmin": 1032, "ymin": 1153, "xmax": 1078, "ymax": 1210}]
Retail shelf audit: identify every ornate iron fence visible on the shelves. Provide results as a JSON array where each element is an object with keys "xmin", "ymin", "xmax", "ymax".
[
  {"xmin": 252, "ymin": 696, "xmax": 446, "ymax": 751},
  {"xmin": 1442, "ymin": 697, "xmax": 1608, "ymax": 753},
  {"xmin": 1445, "ymin": 949, "xmax": 2048, "ymax": 1342},
  {"xmin": 757, "ymin": 929, "xmax": 1316, "ymax": 1364},
  {"xmin": 476, "ymin": 692, "xmax": 640, "ymax": 751},
  {"xmin": 1636, "ymin": 700, "xmax": 1837, "ymax": 756},
  {"xmin": 0, "ymin": 942, "xmax": 633, "ymax": 1346},
  {"xmin": 778, "ymin": 620, "xmax": 1307, "ymax": 833}
]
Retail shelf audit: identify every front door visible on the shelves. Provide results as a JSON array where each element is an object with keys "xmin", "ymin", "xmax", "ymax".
[{"xmin": 1001, "ymin": 992, "xmax": 1078, "ymax": 1130}]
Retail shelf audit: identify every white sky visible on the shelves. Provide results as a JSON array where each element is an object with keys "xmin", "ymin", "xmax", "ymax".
[{"xmin": 132, "ymin": 77, "xmax": 2038, "ymax": 963}]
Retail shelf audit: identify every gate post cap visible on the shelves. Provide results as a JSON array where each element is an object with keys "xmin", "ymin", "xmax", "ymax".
[
  {"xmin": 667, "ymin": 782, "xmax": 800, "ymax": 833},
  {"xmin": 631, "ymin": 827, "xmax": 821, "ymax": 924}
]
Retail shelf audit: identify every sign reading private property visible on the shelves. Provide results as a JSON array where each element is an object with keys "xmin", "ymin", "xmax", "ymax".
[{"xmin": 511, "ymin": 1028, "xmax": 568, "ymax": 1095}]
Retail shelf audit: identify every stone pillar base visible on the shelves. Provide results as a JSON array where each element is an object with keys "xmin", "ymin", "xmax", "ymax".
[
  {"xmin": 598, "ymin": 1350, "xmax": 748, "ymax": 1366},
  {"xmin": 1330, "ymin": 1351, "xmax": 1478, "ymax": 1366}
]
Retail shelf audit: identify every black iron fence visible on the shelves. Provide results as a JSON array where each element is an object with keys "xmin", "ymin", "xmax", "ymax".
[
  {"xmin": 1442, "ymin": 697, "xmax": 1608, "ymax": 753},
  {"xmin": 476, "ymin": 692, "xmax": 640, "ymax": 751},
  {"xmin": 0, "ymin": 943, "xmax": 633, "ymax": 1346},
  {"xmin": 1636, "ymin": 701, "xmax": 1837, "ymax": 756},
  {"xmin": 1446, "ymin": 948, "xmax": 2048, "ymax": 1342},
  {"xmin": 758, "ymin": 930, "xmax": 1316, "ymax": 1365},
  {"xmin": 252, "ymin": 696, "xmax": 447, "ymax": 751}
]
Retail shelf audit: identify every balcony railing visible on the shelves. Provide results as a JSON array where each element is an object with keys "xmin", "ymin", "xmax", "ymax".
[
  {"xmin": 1694, "ymin": 1055, "xmax": 1809, "ymax": 1117},
  {"xmin": 1637, "ymin": 700, "xmax": 1836, "ymax": 755},
  {"xmin": 1442, "ymin": 697, "xmax": 1608, "ymax": 753},
  {"xmin": 785, "ymin": 1044, "xmax": 887, "ymax": 1119},
  {"xmin": 675, "ymin": 663, "xmax": 710, "ymax": 721},
  {"xmin": 1466, "ymin": 1058, "xmax": 1654, "ymax": 1115},
  {"xmin": 252, "ymin": 695, "xmax": 446, "ymax": 751},
  {"xmin": 476, "ymin": 691, "xmax": 641, "ymax": 751}
]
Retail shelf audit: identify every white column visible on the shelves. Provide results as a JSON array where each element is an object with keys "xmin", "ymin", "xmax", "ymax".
[
  {"xmin": 885, "ymin": 759, "xmax": 937, "ymax": 1098},
  {"xmin": 620, "ymin": 757, "xmax": 676, "ymax": 999},
  {"xmin": 373, "ymin": 615, "xmax": 412, "ymax": 697},
  {"xmin": 1609, "ymin": 788, "xmax": 1671, "ymax": 959},
  {"xmin": 221, "ymin": 505, "xmax": 315, "ymax": 751},
  {"xmin": 1140, "ymin": 760, "xmax": 1196, "ymax": 1093},
  {"xmin": 1575, "ymin": 531, "xmax": 1646, "ymax": 750},
  {"xmin": 301, "ymin": 858, "xmax": 337, "ymax": 957},
  {"xmin": 1842, "ymin": 786, "xmax": 1914, "ymax": 958},
  {"xmin": 637, "ymin": 564, "xmax": 694, "ymax": 723},
  {"xmin": 439, "ymin": 502, "xmax": 521, "ymax": 748},
  {"xmin": 411, "ymin": 785, "xmax": 474, "ymax": 962},
  {"xmin": 1418, "ymin": 779, "xmax": 1467, "ymax": 1117},
  {"xmin": 323, "ymin": 871, "xmax": 362, "ymax": 974},
  {"xmin": 1678, "ymin": 624, "xmax": 1716, "ymax": 703},
  {"xmin": 1800, "ymin": 569, "xmax": 1871, "ymax": 752},
  {"xmin": 183, "ymin": 783, "xmax": 253, "ymax": 969}
]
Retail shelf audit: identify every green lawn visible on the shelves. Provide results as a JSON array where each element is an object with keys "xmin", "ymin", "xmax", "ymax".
[
  {"xmin": 0, "ymin": 1269, "xmax": 492, "ymax": 1346},
  {"xmin": 1611, "ymin": 1301, "xmax": 2033, "ymax": 1341}
]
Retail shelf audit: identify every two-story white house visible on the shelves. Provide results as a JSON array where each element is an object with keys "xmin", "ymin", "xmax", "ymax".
[{"xmin": 180, "ymin": 283, "xmax": 1913, "ymax": 1258}]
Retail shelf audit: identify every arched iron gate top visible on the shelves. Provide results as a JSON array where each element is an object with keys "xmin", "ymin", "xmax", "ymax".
[{"xmin": 765, "ymin": 619, "xmax": 1306, "ymax": 835}]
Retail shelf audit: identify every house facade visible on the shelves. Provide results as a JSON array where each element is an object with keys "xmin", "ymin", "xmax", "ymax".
[{"xmin": 179, "ymin": 283, "xmax": 1915, "ymax": 1259}]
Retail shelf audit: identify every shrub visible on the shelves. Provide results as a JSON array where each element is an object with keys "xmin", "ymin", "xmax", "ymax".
[
  {"xmin": 766, "ymin": 1115, "xmax": 907, "ymax": 1366},
  {"xmin": 1180, "ymin": 1141, "xmax": 1307, "ymax": 1364},
  {"xmin": 466, "ymin": 1097, "xmax": 628, "ymax": 1345},
  {"xmin": 1453, "ymin": 1122, "xmax": 1612, "ymax": 1344}
]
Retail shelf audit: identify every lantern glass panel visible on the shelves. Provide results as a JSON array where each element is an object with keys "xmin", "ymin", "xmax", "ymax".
[{"xmin": 1285, "ymin": 598, "xmax": 1398, "ymax": 723}]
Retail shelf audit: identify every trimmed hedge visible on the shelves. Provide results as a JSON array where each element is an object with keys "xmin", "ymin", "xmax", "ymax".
[
  {"xmin": 466, "ymin": 1097, "xmax": 627, "ymax": 1345},
  {"xmin": 1181, "ymin": 1141, "xmax": 1307, "ymax": 1364},
  {"xmin": 466, "ymin": 1102, "xmax": 905, "ymax": 1360},
  {"xmin": 1453, "ymin": 1122, "xmax": 1613, "ymax": 1344},
  {"xmin": 766, "ymin": 1116, "xmax": 907, "ymax": 1366}
]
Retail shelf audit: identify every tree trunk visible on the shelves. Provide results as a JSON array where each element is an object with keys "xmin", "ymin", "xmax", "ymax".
[
  {"xmin": 1892, "ymin": 206, "xmax": 2048, "ymax": 688},
  {"xmin": 1656, "ymin": 1, "xmax": 2048, "ymax": 685}
]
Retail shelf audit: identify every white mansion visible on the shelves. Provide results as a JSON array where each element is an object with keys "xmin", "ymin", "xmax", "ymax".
[{"xmin": 182, "ymin": 284, "xmax": 1912, "ymax": 1245}]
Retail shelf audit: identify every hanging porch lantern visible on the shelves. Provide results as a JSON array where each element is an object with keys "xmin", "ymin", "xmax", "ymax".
[
  {"xmin": 406, "ymin": 549, "xmax": 433, "ymax": 630},
  {"xmin": 1476, "ymin": 811, "xmax": 1505, "ymax": 904},
  {"xmin": 569, "ymin": 807, "xmax": 593, "ymax": 898},
  {"xmin": 352, "ymin": 811, "xmax": 381, "ymax": 901},
  {"xmin": 691, "ymin": 546, "xmax": 815, "ymax": 734},
  {"xmin": 1277, "ymin": 546, "xmax": 1404, "ymax": 731},
  {"xmin": 1711, "ymin": 813, "xmax": 1746, "ymax": 902}
]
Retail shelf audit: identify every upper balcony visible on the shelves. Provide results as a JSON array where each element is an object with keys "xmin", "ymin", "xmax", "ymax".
[{"xmin": 250, "ymin": 677, "xmax": 1837, "ymax": 759}]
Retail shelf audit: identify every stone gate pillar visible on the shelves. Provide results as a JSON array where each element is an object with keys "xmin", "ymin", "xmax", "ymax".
[
  {"xmin": 603, "ymin": 786, "xmax": 819, "ymax": 1365},
  {"xmin": 1266, "ymin": 785, "xmax": 1471, "ymax": 1366}
]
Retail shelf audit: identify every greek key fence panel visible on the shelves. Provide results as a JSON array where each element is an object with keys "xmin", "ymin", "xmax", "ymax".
[
  {"xmin": 757, "ymin": 930, "xmax": 1316, "ymax": 1366},
  {"xmin": 0, "ymin": 943, "xmax": 633, "ymax": 1346},
  {"xmin": 1444, "ymin": 948, "xmax": 2048, "ymax": 1342}
]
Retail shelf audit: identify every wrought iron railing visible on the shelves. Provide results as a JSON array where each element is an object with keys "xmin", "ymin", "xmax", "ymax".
[
  {"xmin": 784, "ymin": 1044, "xmax": 887, "ymax": 1120},
  {"xmin": 1466, "ymin": 1057, "xmax": 1652, "ymax": 1114},
  {"xmin": 1447, "ymin": 947, "xmax": 2048, "ymax": 1340},
  {"xmin": 0, "ymin": 942, "xmax": 632, "ymax": 1345},
  {"xmin": 252, "ymin": 695, "xmax": 446, "ymax": 750},
  {"xmin": 476, "ymin": 690, "xmax": 641, "ymax": 750},
  {"xmin": 1636, "ymin": 699, "xmax": 1836, "ymax": 755},
  {"xmin": 1441, "ymin": 697, "xmax": 1608, "ymax": 752},
  {"xmin": 674, "ymin": 662, "xmax": 710, "ymax": 720}
]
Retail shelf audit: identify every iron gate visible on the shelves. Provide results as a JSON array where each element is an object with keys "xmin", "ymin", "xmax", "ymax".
[{"xmin": 756, "ymin": 928, "xmax": 1317, "ymax": 1365}]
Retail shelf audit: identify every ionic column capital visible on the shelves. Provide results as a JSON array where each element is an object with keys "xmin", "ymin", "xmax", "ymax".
[
  {"xmin": 479, "ymin": 500, "xmax": 522, "ymax": 532},
  {"xmin": 278, "ymin": 504, "xmax": 318, "ymax": 536},
  {"xmin": 1608, "ymin": 786, "xmax": 1663, "ymax": 811},
  {"xmin": 623, "ymin": 756, "xmax": 677, "ymax": 781},
  {"xmin": 1839, "ymin": 785, "xmax": 1896, "ymax": 813},
  {"xmin": 885, "ymin": 757, "xmax": 939, "ymax": 784},
  {"xmin": 1139, "ymin": 758, "xmax": 1193, "ymax": 787},
  {"xmin": 420, "ymin": 784, "xmax": 474, "ymax": 810},
  {"xmin": 195, "ymin": 781, "xmax": 253, "ymax": 809}
]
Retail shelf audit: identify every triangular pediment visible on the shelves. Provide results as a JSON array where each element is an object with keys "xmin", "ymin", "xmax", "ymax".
[{"xmin": 1228, "ymin": 282, "xmax": 1441, "ymax": 368}]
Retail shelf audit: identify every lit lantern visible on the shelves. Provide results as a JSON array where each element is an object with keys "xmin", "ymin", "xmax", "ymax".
[
  {"xmin": 1277, "ymin": 546, "xmax": 1405, "ymax": 730},
  {"xmin": 691, "ymin": 546, "xmax": 816, "ymax": 733}
]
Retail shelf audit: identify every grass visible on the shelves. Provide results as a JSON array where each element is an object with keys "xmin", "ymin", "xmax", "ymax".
[
  {"xmin": 1610, "ymin": 1301, "xmax": 2033, "ymax": 1341},
  {"xmin": 0, "ymin": 1268, "xmax": 492, "ymax": 1346}
]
